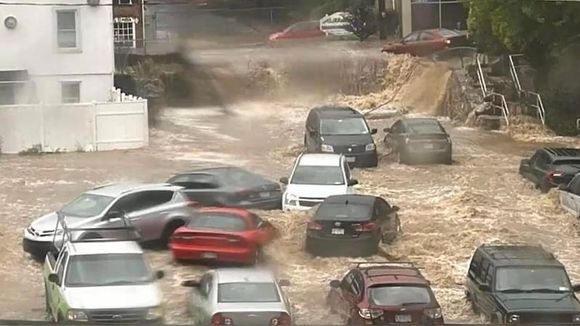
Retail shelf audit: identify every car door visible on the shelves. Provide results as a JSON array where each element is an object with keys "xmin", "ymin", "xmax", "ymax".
[
  {"xmin": 384, "ymin": 120, "xmax": 403, "ymax": 153},
  {"xmin": 375, "ymin": 197, "xmax": 399, "ymax": 243},
  {"xmin": 100, "ymin": 192, "xmax": 144, "ymax": 229},
  {"xmin": 475, "ymin": 258, "xmax": 496, "ymax": 319},
  {"xmin": 170, "ymin": 173, "xmax": 223, "ymax": 206},
  {"xmin": 563, "ymin": 175, "xmax": 580, "ymax": 216},
  {"xmin": 414, "ymin": 31, "xmax": 440, "ymax": 56},
  {"xmin": 49, "ymin": 248, "xmax": 69, "ymax": 318},
  {"xmin": 190, "ymin": 273, "xmax": 214, "ymax": 325},
  {"xmin": 531, "ymin": 152, "xmax": 550, "ymax": 184},
  {"xmin": 399, "ymin": 31, "xmax": 421, "ymax": 54},
  {"xmin": 336, "ymin": 271, "xmax": 360, "ymax": 320},
  {"xmin": 126, "ymin": 190, "xmax": 177, "ymax": 240}
]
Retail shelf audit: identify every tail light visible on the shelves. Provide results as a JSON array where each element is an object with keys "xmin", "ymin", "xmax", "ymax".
[
  {"xmin": 270, "ymin": 312, "xmax": 291, "ymax": 325},
  {"xmin": 545, "ymin": 171, "xmax": 564, "ymax": 182},
  {"xmin": 353, "ymin": 222, "xmax": 377, "ymax": 232},
  {"xmin": 358, "ymin": 308, "xmax": 383, "ymax": 320},
  {"xmin": 226, "ymin": 236, "xmax": 242, "ymax": 243},
  {"xmin": 211, "ymin": 313, "xmax": 233, "ymax": 325},
  {"xmin": 171, "ymin": 234, "xmax": 196, "ymax": 242},
  {"xmin": 307, "ymin": 221, "xmax": 322, "ymax": 231},
  {"xmin": 445, "ymin": 39, "xmax": 451, "ymax": 44}
]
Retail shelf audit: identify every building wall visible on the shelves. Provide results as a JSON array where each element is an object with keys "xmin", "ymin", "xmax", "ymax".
[{"xmin": 0, "ymin": 0, "xmax": 114, "ymax": 103}]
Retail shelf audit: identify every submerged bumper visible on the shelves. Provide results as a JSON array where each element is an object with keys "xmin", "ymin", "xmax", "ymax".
[
  {"xmin": 22, "ymin": 237, "xmax": 52, "ymax": 258},
  {"xmin": 343, "ymin": 151, "xmax": 378, "ymax": 168},
  {"xmin": 170, "ymin": 243, "xmax": 255, "ymax": 264},
  {"xmin": 305, "ymin": 233, "xmax": 378, "ymax": 257}
]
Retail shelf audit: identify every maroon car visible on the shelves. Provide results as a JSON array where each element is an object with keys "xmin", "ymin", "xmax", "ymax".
[
  {"xmin": 327, "ymin": 262, "xmax": 444, "ymax": 325},
  {"xmin": 381, "ymin": 28, "xmax": 469, "ymax": 57},
  {"xmin": 268, "ymin": 21, "xmax": 325, "ymax": 41}
]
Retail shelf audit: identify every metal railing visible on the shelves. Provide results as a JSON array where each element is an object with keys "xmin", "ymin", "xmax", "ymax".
[
  {"xmin": 475, "ymin": 54, "xmax": 510, "ymax": 126},
  {"xmin": 508, "ymin": 54, "xmax": 546, "ymax": 125}
]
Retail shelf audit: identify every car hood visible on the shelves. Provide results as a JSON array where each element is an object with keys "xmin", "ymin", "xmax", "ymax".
[
  {"xmin": 64, "ymin": 284, "xmax": 162, "ymax": 310},
  {"xmin": 285, "ymin": 184, "xmax": 349, "ymax": 198},
  {"xmin": 30, "ymin": 212, "xmax": 93, "ymax": 231},
  {"xmin": 320, "ymin": 134, "xmax": 373, "ymax": 146},
  {"xmin": 497, "ymin": 293, "xmax": 580, "ymax": 313}
]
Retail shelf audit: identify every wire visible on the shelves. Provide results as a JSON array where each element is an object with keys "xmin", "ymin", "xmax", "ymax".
[{"xmin": 0, "ymin": 1, "xmax": 288, "ymax": 7}]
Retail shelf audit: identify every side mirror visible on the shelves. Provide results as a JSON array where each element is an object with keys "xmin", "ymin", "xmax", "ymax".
[
  {"xmin": 278, "ymin": 279, "xmax": 291, "ymax": 287},
  {"xmin": 391, "ymin": 205, "xmax": 400, "ymax": 212},
  {"xmin": 329, "ymin": 280, "xmax": 340, "ymax": 288},
  {"xmin": 48, "ymin": 273, "xmax": 59, "ymax": 284},
  {"xmin": 279, "ymin": 177, "xmax": 289, "ymax": 185},
  {"xmin": 478, "ymin": 284, "xmax": 490, "ymax": 292},
  {"xmin": 104, "ymin": 210, "xmax": 122, "ymax": 220},
  {"xmin": 383, "ymin": 127, "xmax": 391, "ymax": 133},
  {"xmin": 348, "ymin": 179, "xmax": 359, "ymax": 186},
  {"xmin": 155, "ymin": 270, "xmax": 165, "ymax": 279},
  {"xmin": 572, "ymin": 284, "xmax": 580, "ymax": 292},
  {"xmin": 181, "ymin": 280, "xmax": 200, "ymax": 287},
  {"xmin": 371, "ymin": 128, "xmax": 378, "ymax": 135}
]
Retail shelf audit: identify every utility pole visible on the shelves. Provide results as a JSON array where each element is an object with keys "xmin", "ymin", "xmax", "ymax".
[
  {"xmin": 438, "ymin": 0, "xmax": 442, "ymax": 29},
  {"xmin": 377, "ymin": 0, "xmax": 386, "ymax": 40}
]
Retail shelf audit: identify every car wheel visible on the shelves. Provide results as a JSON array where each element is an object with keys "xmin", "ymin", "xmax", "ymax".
[{"xmin": 161, "ymin": 220, "xmax": 185, "ymax": 247}]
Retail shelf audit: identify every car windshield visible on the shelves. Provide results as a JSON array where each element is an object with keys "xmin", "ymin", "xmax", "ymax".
[
  {"xmin": 320, "ymin": 118, "xmax": 369, "ymax": 135},
  {"xmin": 495, "ymin": 267, "xmax": 571, "ymax": 292},
  {"xmin": 221, "ymin": 168, "xmax": 263, "ymax": 187},
  {"xmin": 368, "ymin": 285, "xmax": 433, "ymax": 306},
  {"xmin": 60, "ymin": 193, "xmax": 115, "ymax": 218},
  {"xmin": 438, "ymin": 28, "xmax": 460, "ymax": 38},
  {"xmin": 65, "ymin": 254, "xmax": 153, "ymax": 287},
  {"xmin": 188, "ymin": 213, "xmax": 248, "ymax": 231},
  {"xmin": 315, "ymin": 203, "xmax": 371, "ymax": 221},
  {"xmin": 290, "ymin": 166, "xmax": 344, "ymax": 185},
  {"xmin": 218, "ymin": 282, "xmax": 281, "ymax": 303},
  {"xmin": 406, "ymin": 121, "xmax": 444, "ymax": 134},
  {"xmin": 553, "ymin": 159, "xmax": 580, "ymax": 166}
]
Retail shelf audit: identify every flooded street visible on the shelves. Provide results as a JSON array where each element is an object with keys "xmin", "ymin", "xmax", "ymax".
[{"xmin": 1, "ymin": 96, "xmax": 579, "ymax": 324}]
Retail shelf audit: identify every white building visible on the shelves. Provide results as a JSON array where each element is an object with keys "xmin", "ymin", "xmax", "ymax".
[{"xmin": 0, "ymin": 0, "xmax": 148, "ymax": 153}]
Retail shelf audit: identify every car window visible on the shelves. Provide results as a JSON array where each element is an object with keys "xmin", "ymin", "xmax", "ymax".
[
  {"xmin": 553, "ymin": 159, "xmax": 580, "ymax": 166},
  {"xmin": 199, "ymin": 273, "xmax": 213, "ymax": 298},
  {"xmin": 290, "ymin": 165, "xmax": 345, "ymax": 185},
  {"xmin": 438, "ymin": 28, "xmax": 460, "ymax": 38},
  {"xmin": 65, "ymin": 254, "xmax": 152, "ymax": 287},
  {"xmin": 56, "ymin": 249, "xmax": 69, "ymax": 284},
  {"xmin": 495, "ymin": 267, "xmax": 571, "ymax": 292},
  {"xmin": 169, "ymin": 174, "xmax": 221, "ymax": 190},
  {"xmin": 391, "ymin": 120, "xmax": 403, "ymax": 134},
  {"xmin": 403, "ymin": 31, "xmax": 420, "ymax": 42},
  {"xmin": 320, "ymin": 117, "xmax": 369, "ymax": 135},
  {"xmin": 468, "ymin": 251, "xmax": 482, "ymax": 281},
  {"xmin": 315, "ymin": 202, "xmax": 371, "ymax": 221},
  {"xmin": 340, "ymin": 271, "xmax": 355, "ymax": 294},
  {"xmin": 535, "ymin": 153, "xmax": 551, "ymax": 169},
  {"xmin": 480, "ymin": 259, "xmax": 491, "ymax": 285},
  {"xmin": 220, "ymin": 168, "xmax": 261, "ymax": 188},
  {"xmin": 419, "ymin": 32, "xmax": 435, "ymax": 41},
  {"xmin": 60, "ymin": 193, "xmax": 115, "ymax": 218},
  {"xmin": 110, "ymin": 190, "xmax": 173, "ymax": 213},
  {"xmin": 406, "ymin": 121, "xmax": 445, "ymax": 134},
  {"xmin": 376, "ymin": 197, "xmax": 391, "ymax": 216},
  {"xmin": 187, "ymin": 212, "xmax": 248, "ymax": 231},
  {"xmin": 353, "ymin": 271, "xmax": 364, "ymax": 298},
  {"xmin": 368, "ymin": 285, "xmax": 432, "ymax": 306},
  {"xmin": 569, "ymin": 175, "xmax": 580, "ymax": 195},
  {"xmin": 218, "ymin": 282, "xmax": 280, "ymax": 303},
  {"xmin": 344, "ymin": 160, "xmax": 351, "ymax": 181}
]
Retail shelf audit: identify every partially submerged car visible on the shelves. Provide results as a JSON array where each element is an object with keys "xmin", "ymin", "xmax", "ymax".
[
  {"xmin": 327, "ymin": 262, "xmax": 444, "ymax": 325},
  {"xmin": 268, "ymin": 21, "xmax": 325, "ymax": 42},
  {"xmin": 559, "ymin": 173, "xmax": 580, "ymax": 217},
  {"xmin": 466, "ymin": 244, "xmax": 580, "ymax": 324},
  {"xmin": 167, "ymin": 166, "xmax": 282, "ymax": 210},
  {"xmin": 383, "ymin": 118, "xmax": 452, "ymax": 165},
  {"xmin": 182, "ymin": 268, "xmax": 292, "ymax": 326},
  {"xmin": 519, "ymin": 148, "xmax": 580, "ymax": 193},
  {"xmin": 280, "ymin": 153, "xmax": 358, "ymax": 211},
  {"xmin": 381, "ymin": 28, "xmax": 469, "ymax": 57},
  {"xmin": 304, "ymin": 105, "xmax": 378, "ymax": 168},
  {"xmin": 305, "ymin": 194, "xmax": 401, "ymax": 257},
  {"xmin": 44, "ymin": 225, "xmax": 164, "ymax": 323},
  {"xmin": 169, "ymin": 207, "xmax": 277, "ymax": 265},
  {"xmin": 24, "ymin": 183, "xmax": 197, "ymax": 258}
]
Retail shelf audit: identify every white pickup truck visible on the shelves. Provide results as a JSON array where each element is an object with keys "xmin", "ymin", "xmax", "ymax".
[
  {"xmin": 560, "ymin": 173, "xmax": 580, "ymax": 217},
  {"xmin": 43, "ymin": 226, "xmax": 165, "ymax": 324}
]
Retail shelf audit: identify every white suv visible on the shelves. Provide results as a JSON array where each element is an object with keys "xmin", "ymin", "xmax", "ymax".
[{"xmin": 279, "ymin": 153, "xmax": 358, "ymax": 211}]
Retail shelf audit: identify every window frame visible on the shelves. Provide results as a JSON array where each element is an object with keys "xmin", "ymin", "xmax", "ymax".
[
  {"xmin": 117, "ymin": 0, "xmax": 133, "ymax": 5},
  {"xmin": 113, "ymin": 17, "xmax": 137, "ymax": 48},
  {"xmin": 61, "ymin": 81, "xmax": 81, "ymax": 103},
  {"xmin": 55, "ymin": 8, "xmax": 81, "ymax": 52}
]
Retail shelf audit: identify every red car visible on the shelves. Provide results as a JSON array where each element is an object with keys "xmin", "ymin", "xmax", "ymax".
[
  {"xmin": 268, "ymin": 20, "xmax": 325, "ymax": 41},
  {"xmin": 381, "ymin": 28, "xmax": 469, "ymax": 57},
  {"xmin": 169, "ymin": 207, "xmax": 277, "ymax": 265},
  {"xmin": 326, "ymin": 262, "xmax": 444, "ymax": 325}
]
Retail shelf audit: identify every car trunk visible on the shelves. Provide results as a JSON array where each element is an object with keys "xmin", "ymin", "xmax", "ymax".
[
  {"xmin": 171, "ymin": 230, "xmax": 247, "ymax": 247},
  {"xmin": 309, "ymin": 219, "xmax": 374, "ymax": 238},
  {"xmin": 407, "ymin": 133, "xmax": 449, "ymax": 151}
]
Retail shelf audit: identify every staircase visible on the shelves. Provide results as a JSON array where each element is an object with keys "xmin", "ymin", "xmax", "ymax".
[
  {"xmin": 508, "ymin": 54, "xmax": 546, "ymax": 125},
  {"xmin": 473, "ymin": 53, "xmax": 511, "ymax": 127}
]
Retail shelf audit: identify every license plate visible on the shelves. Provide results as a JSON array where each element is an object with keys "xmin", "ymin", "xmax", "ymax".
[
  {"xmin": 395, "ymin": 315, "xmax": 412, "ymax": 323},
  {"xmin": 424, "ymin": 143, "xmax": 434, "ymax": 149},
  {"xmin": 201, "ymin": 252, "xmax": 217, "ymax": 259},
  {"xmin": 346, "ymin": 157, "xmax": 356, "ymax": 162},
  {"xmin": 259, "ymin": 192, "xmax": 270, "ymax": 198},
  {"xmin": 331, "ymin": 228, "xmax": 344, "ymax": 235}
]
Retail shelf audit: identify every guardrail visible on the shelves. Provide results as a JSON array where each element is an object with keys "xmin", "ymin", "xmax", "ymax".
[
  {"xmin": 524, "ymin": 91, "xmax": 546, "ymax": 126},
  {"xmin": 508, "ymin": 54, "xmax": 523, "ymax": 93},
  {"xmin": 475, "ymin": 54, "xmax": 488, "ymax": 97},
  {"xmin": 508, "ymin": 54, "xmax": 546, "ymax": 126},
  {"xmin": 475, "ymin": 54, "xmax": 510, "ymax": 126}
]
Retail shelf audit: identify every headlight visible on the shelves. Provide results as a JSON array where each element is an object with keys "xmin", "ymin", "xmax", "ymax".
[
  {"xmin": 321, "ymin": 144, "xmax": 334, "ymax": 153},
  {"xmin": 284, "ymin": 193, "xmax": 299, "ymax": 206},
  {"xmin": 424, "ymin": 308, "xmax": 442, "ymax": 319},
  {"xmin": 358, "ymin": 308, "xmax": 383, "ymax": 320},
  {"xmin": 365, "ymin": 143, "xmax": 376, "ymax": 151},
  {"xmin": 66, "ymin": 309, "xmax": 88, "ymax": 322},
  {"xmin": 573, "ymin": 315, "xmax": 580, "ymax": 323},
  {"xmin": 508, "ymin": 314, "xmax": 520, "ymax": 323},
  {"xmin": 146, "ymin": 306, "xmax": 164, "ymax": 320}
]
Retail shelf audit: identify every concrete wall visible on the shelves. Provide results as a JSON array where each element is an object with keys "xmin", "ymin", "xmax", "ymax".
[
  {"xmin": 0, "ymin": 0, "xmax": 114, "ymax": 103},
  {"xmin": 0, "ymin": 93, "xmax": 148, "ymax": 154}
]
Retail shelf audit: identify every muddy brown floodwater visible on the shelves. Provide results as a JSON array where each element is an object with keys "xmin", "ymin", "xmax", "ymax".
[{"xmin": 1, "ymin": 97, "xmax": 580, "ymax": 324}]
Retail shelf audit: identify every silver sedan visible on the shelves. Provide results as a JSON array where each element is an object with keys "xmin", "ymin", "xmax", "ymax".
[{"xmin": 182, "ymin": 268, "xmax": 293, "ymax": 326}]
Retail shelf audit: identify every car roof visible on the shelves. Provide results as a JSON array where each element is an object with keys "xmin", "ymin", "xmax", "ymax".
[
  {"xmin": 477, "ymin": 245, "xmax": 563, "ymax": 268},
  {"xmin": 324, "ymin": 194, "xmax": 376, "ymax": 205},
  {"xmin": 178, "ymin": 166, "xmax": 249, "ymax": 175},
  {"xmin": 541, "ymin": 147, "xmax": 580, "ymax": 160},
  {"xmin": 298, "ymin": 153, "xmax": 342, "ymax": 166},
  {"xmin": 312, "ymin": 105, "xmax": 362, "ymax": 118},
  {"xmin": 66, "ymin": 240, "xmax": 143, "ymax": 256},
  {"xmin": 401, "ymin": 118, "xmax": 441, "ymax": 126},
  {"xmin": 359, "ymin": 266, "xmax": 430, "ymax": 286},
  {"xmin": 215, "ymin": 268, "xmax": 276, "ymax": 284},
  {"xmin": 86, "ymin": 183, "xmax": 182, "ymax": 197}
]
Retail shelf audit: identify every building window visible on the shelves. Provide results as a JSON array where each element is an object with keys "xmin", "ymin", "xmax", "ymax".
[
  {"xmin": 56, "ymin": 10, "xmax": 79, "ymax": 49},
  {"xmin": 114, "ymin": 18, "xmax": 136, "ymax": 48},
  {"xmin": 61, "ymin": 82, "xmax": 80, "ymax": 103},
  {"xmin": 117, "ymin": 0, "xmax": 133, "ymax": 5}
]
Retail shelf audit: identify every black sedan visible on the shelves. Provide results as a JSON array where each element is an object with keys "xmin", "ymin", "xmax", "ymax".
[
  {"xmin": 305, "ymin": 194, "xmax": 401, "ymax": 257},
  {"xmin": 167, "ymin": 166, "xmax": 282, "ymax": 210},
  {"xmin": 383, "ymin": 118, "xmax": 452, "ymax": 165},
  {"xmin": 519, "ymin": 147, "xmax": 580, "ymax": 193}
]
